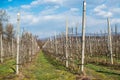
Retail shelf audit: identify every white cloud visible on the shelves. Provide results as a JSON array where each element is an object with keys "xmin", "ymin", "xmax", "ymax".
[
  {"xmin": 111, "ymin": 18, "xmax": 120, "ymax": 24},
  {"xmin": 22, "ymin": 14, "xmax": 37, "ymax": 25},
  {"xmin": 94, "ymin": 4, "xmax": 113, "ymax": 17},
  {"xmin": 43, "ymin": 15, "xmax": 60, "ymax": 20},
  {"xmin": 31, "ymin": 0, "xmax": 41, "ymax": 5},
  {"xmin": 40, "ymin": 6, "xmax": 59, "ymax": 15},
  {"xmin": 111, "ymin": 8, "xmax": 120, "ymax": 14},
  {"xmin": 21, "ymin": 0, "xmax": 62, "ymax": 9},
  {"xmin": 87, "ymin": 0, "xmax": 105, "ymax": 5},
  {"xmin": 94, "ymin": 4, "xmax": 106, "ymax": 12},
  {"xmin": 44, "ymin": 0, "xmax": 63, "ymax": 5},
  {"xmin": 6, "ymin": 0, "xmax": 120, "ymax": 38},
  {"xmin": 21, "ymin": 0, "xmax": 42, "ymax": 9},
  {"xmin": 20, "ymin": 0, "xmax": 82, "ymax": 10},
  {"xmin": 70, "ymin": 8, "xmax": 79, "ymax": 12},
  {"xmin": 97, "ymin": 11, "xmax": 112, "ymax": 17},
  {"xmin": 21, "ymin": 5, "xmax": 31, "ymax": 9},
  {"xmin": 87, "ymin": 16, "xmax": 104, "ymax": 26}
]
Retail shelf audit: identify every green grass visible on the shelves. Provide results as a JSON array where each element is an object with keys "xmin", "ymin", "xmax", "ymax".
[
  {"xmin": 0, "ymin": 51, "xmax": 75, "ymax": 80},
  {"xmin": 1, "ymin": 51, "xmax": 120, "ymax": 80},
  {"xmin": 21, "ymin": 51, "xmax": 75, "ymax": 80},
  {"xmin": 85, "ymin": 64, "xmax": 120, "ymax": 80},
  {"xmin": 0, "ymin": 59, "xmax": 16, "ymax": 79}
]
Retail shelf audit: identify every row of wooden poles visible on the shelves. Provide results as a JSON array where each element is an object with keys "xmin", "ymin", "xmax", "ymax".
[
  {"xmin": 0, "ymin": 13, "xmax": 40, "ymax": 75},
  {"xmin": 16, "ymin": 13, "xmax": 40, "ymax": 75},
  {"xmin": 42, "ymin": 0, "xmax": 120, "ymax": 73}
]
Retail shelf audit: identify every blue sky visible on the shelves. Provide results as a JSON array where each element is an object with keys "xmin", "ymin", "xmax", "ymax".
[{"xmin": 0, "ymin": 0, "xmax": 120, "ymax": 38}]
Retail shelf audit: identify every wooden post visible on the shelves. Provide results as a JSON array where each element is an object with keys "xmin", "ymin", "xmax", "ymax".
[
  {"xmin": 75, "ymin": 23, "xmax": 79, "ymax": 61},
  {"xmin": 81, "ymin": 0, "xmax": 86, "ymax": 72},
  {"xmin": 16, "ymin": 12, "xmax": 20, "ymax": 75},
  {"xmin": 32, "ymin": 36, "xmax": 34, "ymax": 58},
  {"xmin": 62, "ymin": 32, "xmax": 65, "ymax": 58},
  {"xmin": 89, "ymin": 35, "xmax": 92, "ymax": 57},
  {"xmin": 115, "ymin": 25, "xmax": 118, "ymax": 60},
  {"xmin": 107, "ymin": 18, "xmax": 113, "ymax": 64},
  {"xmin": 0, "ymin": 34, "xmax": 3, "ymax": 63},
  {"xmin": 66, "ymin": 17, "xmax": 69, "ymax": 67},
  {"xmin": 76, "ymin": 23, "xmax": 78, "ymax": 49},
  {"xmin": 55, "ymin": 32, "xmax": 58, "ymax": 58},
  {"xmin": 12, "ymin": 38, "xmax": 14, "ymax": 58},
  {"xmin": 69, "ymin": 27, "xmax": 72, "ymax": 56},
  {"xmin": 50, "ymin": 36, "xmax": 52, "ymax": 49}
]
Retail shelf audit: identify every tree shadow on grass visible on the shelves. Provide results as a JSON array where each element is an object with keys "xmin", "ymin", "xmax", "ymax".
[
  {"xmin": 96, "ymin": 70, "xmax": 120, "ymax": 76},
  {"xmin": 2, "ymin": 72, "xmax": 16, "ymax": 80}
]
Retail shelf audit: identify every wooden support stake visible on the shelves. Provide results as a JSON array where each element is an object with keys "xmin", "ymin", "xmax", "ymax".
[
  {"xmin": 0, "ymin": 34, "xmax": 3, "ymax": 63},
  {"xmin": 107, "ymin": 18, "xmax": 113, "ymax": 64},
  {"xmin": 81, "ymin": 0, "xmax": 86, "ymax": 72},
  {"xmin": 66, "ymin": 17, "xmax": 69, "ymax": 67},
  {"xmin": 16, "ymin": 12, "xmax": 20, "ymax": 75}
]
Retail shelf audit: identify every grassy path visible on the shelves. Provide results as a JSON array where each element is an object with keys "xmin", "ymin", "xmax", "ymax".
[
  {"xmin": 85, "ymin": 64, "xmax": 120, "ymax": 80},
  {"xmin": 21, "ymin": 51, "xmax": 75, "ymax": 80},
  {"xmin": 1, "ymin": 51, "xmax": 120, "ymax": 80}
]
